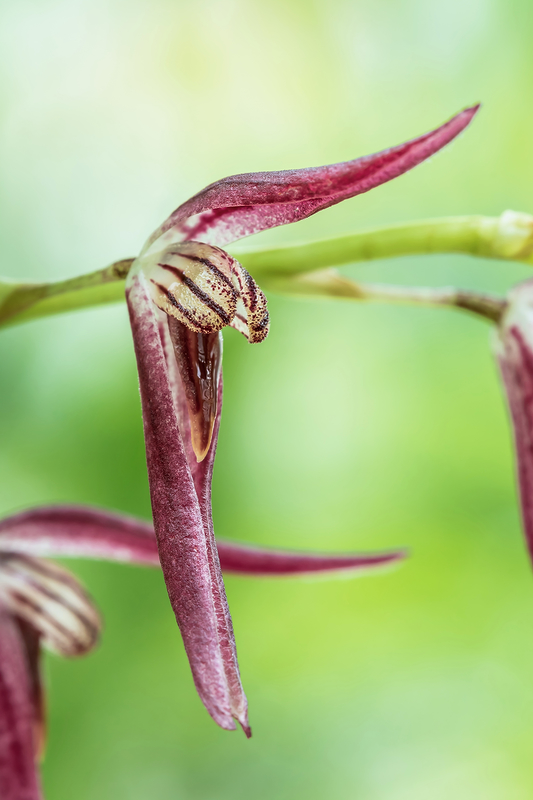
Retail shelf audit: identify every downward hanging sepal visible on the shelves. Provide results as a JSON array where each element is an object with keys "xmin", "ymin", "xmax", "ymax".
[{"xmin": 126, "ymin": 262, "xmax": 250, "ymax": 735}]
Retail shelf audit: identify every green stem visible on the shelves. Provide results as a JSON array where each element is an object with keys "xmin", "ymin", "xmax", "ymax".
[
  {"xmin": 0, "ymin": 210, "xmax": 531, "ymax": 328},
  {"xmin": 233, "ymin": 211, "xmax": 533, "ymax": 276},
  {"xmin": 261, "ymin": 268, "xmax": 507, "ymax": 323},
  {"xmin": 0, "ymin": 259, "xmax": 133, "ymax": 328}
]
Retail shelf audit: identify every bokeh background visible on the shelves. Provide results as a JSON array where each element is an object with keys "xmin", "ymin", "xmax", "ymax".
[{"xmin": 1, "ymin": 0, "xmax": 533, "ymax": 797}]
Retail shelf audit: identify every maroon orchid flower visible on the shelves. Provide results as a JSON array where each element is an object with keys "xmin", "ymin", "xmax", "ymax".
[
  {"xmin": 0, "ymin": 533, "xmax": 101, "ymax": 799},
  {"xmin": 125, "ymin": 106, "xmax": 479, "ymax": 735},
  {"xmin": 494, "ymin": 278, "xmax": 533, "ymax": 566},
  {"xmin": 0, "ymin": 504, "xmax": 405, "ymax": 798}
]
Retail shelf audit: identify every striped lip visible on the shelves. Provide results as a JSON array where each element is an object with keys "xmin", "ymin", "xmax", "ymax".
[
  {"xmin": 139, "ymin": 240, "xmax": 269, "ymax": 459},
  {"xmin": 140, "ymin": 240, "xmax": 269, "ymax": 345},
  {"xmin": 0, "ymin": 553, "xmax": 101, "ymax": 658}
]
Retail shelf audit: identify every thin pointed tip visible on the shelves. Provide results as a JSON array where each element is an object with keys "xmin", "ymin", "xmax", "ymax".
[
  {"xmin": 241, "ymin": 723, "xmax": 252, "ymax": 739},
  {"xmin": 459, "ymin": 103, "xmax": 481, "ymax": 121},
  {"xmin": 434, "ymin": 103, "xmax": 480, "ymax": 141}
]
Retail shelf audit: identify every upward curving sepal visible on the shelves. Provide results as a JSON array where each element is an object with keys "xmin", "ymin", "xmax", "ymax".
[{"xmin": 144, "ymin": 106, "xmax": 479, "ymax": 252}]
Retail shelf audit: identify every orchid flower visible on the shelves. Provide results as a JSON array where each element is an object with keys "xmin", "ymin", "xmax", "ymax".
[
  {"xmin": 0, "ymin": 504, "xmax": 405, "ymax": 798},
  {"xmin": 494, "ymin": 276, "xmax": 533, "ymax": 566},
  {"xmin": 125, "ymin": 106, "xmax": 479, "ymax": 735},
  {"xmin": 0, "ymin": 528, "xmax": 101, "ymax": 800}
]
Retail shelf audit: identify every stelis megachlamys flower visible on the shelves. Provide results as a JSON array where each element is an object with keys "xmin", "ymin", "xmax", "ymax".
[
  {"xmin": 0, "ymin": 521, "xmax": 102, "ymax": 800},
  {"xmin": 493, "ymin": 272, "xmax": 533, "ymax": 569},
  {"xmin": 125, "ymin": 105, "xmax": 479, "ymax": 735},
  {"xmin": 0, "ymin": 505, "xmax": 405, "ymax": 799}
]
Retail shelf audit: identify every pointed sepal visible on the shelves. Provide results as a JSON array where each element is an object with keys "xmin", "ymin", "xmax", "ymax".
[
  {"xmin": 144, "ymin": 106, "xmax": 479, "ymax": 252},
  {"xmin": 126, "ymin": 263, "xmax": 250, "ymax": 734},
  {"xmin": 0, "ymin": 506, "xmax": 407, "ymax": 577}
]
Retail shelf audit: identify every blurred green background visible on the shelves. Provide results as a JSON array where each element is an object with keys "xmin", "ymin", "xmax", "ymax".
[{"xmin": 1, "ymin": 0, "xmax": 533, "ymax": 797}]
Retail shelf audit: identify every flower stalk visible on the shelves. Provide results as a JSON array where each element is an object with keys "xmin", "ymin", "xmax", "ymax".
[{"xmin": 1, "ymin": 210, "xmax": 531, "ymax": 329}]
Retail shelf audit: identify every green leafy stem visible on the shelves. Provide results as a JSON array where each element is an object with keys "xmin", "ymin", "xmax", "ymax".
[{"xmin": 2, "ymin": 211, "xmax": 532, "ymax": 330}]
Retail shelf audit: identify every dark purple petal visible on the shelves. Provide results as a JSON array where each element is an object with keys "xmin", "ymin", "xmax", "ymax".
[
  {"xmin": 0, "ymin": 505, "xmax": 407, "ymax": 576},
  {"xmin": 0, "ymin": 611, "xmax": 42, "ymax": 800},
  {"xmin": 0, "ymin": 506, "xmax": 161, "ymax": 566},
  {"xmin": 156, "ymin": 313, "xmax": 244, "ymax": 723},
  {"xmin": 145, "ymin": 106, "xmax": 479, "ymax": 251},
  {"xmin": 126, "ymin": 265, "xmax": 249, "ymax": 734},
  {"xmin": 495, "ymin": 281, "xmax": 533, "ymax": 564},
  {"xmin": 213, "ymin": 541, "xmax": 406, "ymax": 576},
  {"xmin": 15, "ymin": 621, "xmax": 45, "ymax": 761}
]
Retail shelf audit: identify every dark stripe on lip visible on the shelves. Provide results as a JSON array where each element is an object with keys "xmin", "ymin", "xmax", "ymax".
[
  {"xmin": 179, "ymin": 277, "xmax": 232, "ymax": 325},
  {"xmin": 8, "ymin": 590, "xmax": 97, "ymax": 653},
  {"xmin": 158, "ymin": 262, "xmax": 185, "ymax": 281},
  {"xmin": 2, "ymin": 554, "xmax": 85, "ymax": 592},
  {"xmin": 241, "ymin": 269, "xmax": 258, "ymax": 311},
  {"xmin": 150, "ymin": 279, "xmax": 203, "ymax": 329},
  {"xmin": 1, "ymin": 563, "xmax": 99, "ymax": 637},
  {"xmin": 167, "ymin": 252, "xmax": 238, "ymax": 297},
  {"xmin": 154, "ymin": 271, "xmax": 231, "ymax": 326}
]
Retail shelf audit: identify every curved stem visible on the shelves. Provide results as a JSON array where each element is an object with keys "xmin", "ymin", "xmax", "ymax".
[
  {"xmin": 261, "ymin": 268, "xmax": 506, "ymax": 323},
  {"xmin": 0, "ymin": 259, "xmax": 134, "ymax": 328},
  {"xmin": 1, "ymin": 211, "xmax": 531, "ymax": 329},
  {"xmin": 234, "ymin": 211, "xmax": 533, "ymax": 276}
]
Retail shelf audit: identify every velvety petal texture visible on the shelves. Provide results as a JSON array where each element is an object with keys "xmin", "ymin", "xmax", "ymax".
[
  {"xmin": 144, "ymin": 106, "xmax": 479, "ymax": 252},
  {"xmin": 15, "ymin": 621, "xmax": 45, "ymax": 762},
  {"xmin": 126, "ymin": 266, "xmax": 250, "ymax": 734},
  {"xmin": 495, "ymin": 279, "xmax": 533, "ymax": 563},
  {"xmin": 0, "ymin": 612, "xmax": 42, "ymax": 800},
  {"xmin": 0, "ymin": 505, "xmax": 406, "ymax": 576}
]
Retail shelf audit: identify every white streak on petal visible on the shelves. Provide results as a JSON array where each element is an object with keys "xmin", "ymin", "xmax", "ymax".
[{"xmin": 0, "ymin": 555, "xmax": 101, "ymax": 657}]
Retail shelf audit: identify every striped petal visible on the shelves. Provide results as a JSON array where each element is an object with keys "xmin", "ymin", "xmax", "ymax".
[
  {"xmin": 126, "ymin": 265, "xmax": 250, "ymax": 735},
  {"xmin": 0, "ymin": 554, "xmax": 100, "ymax": 658},
  {"xmin": 143, "ymin": 242, "xmax": 240, "ymax": 334},
  {"xmin": 0, "ymin": 505, "xmax": 407, "ymax": 576},
  {"xmin": 144, "ymin": 106, "xmax": 479, "ymax": 253},
  {"xmin": 140, "ymin": 241, "xmax": 270, "ymax": 345},
  {"xmin": 0, "ymin": 611, "xmax": 42, "ymax": 800},
  {"xmin": 494, "ymin": 279, "xmax": 533, "ymax": 564}
]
